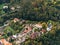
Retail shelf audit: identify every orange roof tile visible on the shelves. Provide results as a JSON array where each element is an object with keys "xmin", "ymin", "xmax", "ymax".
[
  {"xmin": 0, "ymin": 39, "xmax": 12, "ymax": 45},
  {"xmin": 41, "ymin": 29, "xmax": 46, "ymax": 33}
]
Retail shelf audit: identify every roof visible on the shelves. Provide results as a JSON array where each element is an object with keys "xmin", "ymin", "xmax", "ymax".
[
  {"xmin": 34, "ymin": 24, "xmax": 42, "ymax": 28},
  {"xmin": 41, "ymin": 29, "xmax": 46, "ymax": 33},
  {"xmin": 0, "ymin": 39, "xmax": 12, "ymax": 45},
  {"xmin": 23, "ymin": 26, "xmax": 32, "ymax": 33},
  {"xmin": 3, "ymin": 6, "xmax": 8, "ymax": 9},
  {"xmin": 47, "ymin": 27, "xmax": 51, "ymax": 31},
  {"xmin": 14, "ymin": 18, "xmax": 19, "ymax": 20},
  {"xmin": 13, "ymin": 18, "xmax": 19, "ymax": 22},
  {"xmin": 23, "ymin": 29, "xmax": 28, "ymax": 33},
  {"xmin": 30, "ymin": 32, "xmax": 38, "ymax": 39},
  {"xmin": 11, "ymin": 7, "xmax": 15, "ymax": 10}
]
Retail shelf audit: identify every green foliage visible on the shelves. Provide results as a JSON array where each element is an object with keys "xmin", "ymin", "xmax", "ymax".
[
  {"xmin": 0, "ymin": 17, "xmax": 4, "ymax": 26},
  {"xmin": 16, "ymin": 0, "xmax": 60, "ymax": 21},
  {"xmin": 0, "ymin": 0, "xmax": 60, "ymax": 25},
  {"xmin": 21, "ymin": 28, "xmax": 60, "ymax": 45},
  {"xmin": 10, "ymin": 21, "xmax": 23, "ymax": 33},
  {"xmin": 3, "ymin": 26, "xmax": 15, "ymax": 36}
]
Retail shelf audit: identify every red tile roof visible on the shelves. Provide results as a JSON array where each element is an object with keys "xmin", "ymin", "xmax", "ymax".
[
  {"xmin": 41, "ymin": 29, "xmax": 46, "ymax": 33},
  {"xmin": 30, "ymin": 32, "xmax": 38, "ymax": 39},
  {"xmin": 23, "ymin": 27, "xmax": 32, "ymax": 33},
  {"xmin": 0, "ymin": 39, "xmax": 12, "ymax": 45}
]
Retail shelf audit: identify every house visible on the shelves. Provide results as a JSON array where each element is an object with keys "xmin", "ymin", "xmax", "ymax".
[
  {"xmin": 23, "ymin": 28, "xmax": 28, "ymax": 33},
  {"xmin": 23, "ymin": 26, "xmax": 32, "ymax": 33},
  {"xmin": 11, "ymin": 7, "xmax": 15, "ymax": 10},
  {"xmin": 15, "ymin": 37, "xmax": 25, "ymax": 45},
  {"xmin": 11, "ymin": 35, "xmax": 17, "ymax": 39},
  {"xmin": 0, "ymin": 39, "xmax": 12, "ymax": 45},
  {"xmin": 3, "ymin": 6, "xmax": 8, "ymax": 9},
  {"xmin": 34, "ymin": 24, "xmax": 42, "ymax": 30},
  {"xmin": 40, "ymin": 29, "xmax": 46, "ymax": 34},
  {"xmin": 3, "ymin": 6, "xmax": 9, "ymax": 13},
  {"xmin": 48, "ymin": 23, "xmax": 52, "ymax": 29},
  {"xmin": 30, "ymin": 32, "xmax": 38, "ymax": 39},
  {"xmin": 47, "ymin": 27, "xmax": 51, "ymax": 31},
  {"xmin": 24, "ymin": 24, "xmax": 32, "ymax": 29},
  {"xmin": 13, "ymin": 18, "xmax": 19, "ymax": 23},
  {"xmin": 47, "ymin": 23, "xmax": 52, "ymax": 31},
  {"xmin": 32, "ymin": 24, "xmax": 42, "ymax": 32},
  {"xmin": 21, "ymin": 37, "xmax": 25, "ymax": 42}
]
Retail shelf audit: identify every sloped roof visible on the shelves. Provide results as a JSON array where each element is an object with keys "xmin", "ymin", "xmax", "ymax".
[{"xmin": 0, "ymin": 39, "xmax": 12, "ymax": 45}]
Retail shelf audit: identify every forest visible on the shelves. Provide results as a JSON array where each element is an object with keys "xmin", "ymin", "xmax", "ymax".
[
  {"xmin": 0, "ymin": 0, "xmax": 60, "ymax": 26},
  {"xmin": 0, "ymin": 0, "xmax": 60, "ymax": 45}
]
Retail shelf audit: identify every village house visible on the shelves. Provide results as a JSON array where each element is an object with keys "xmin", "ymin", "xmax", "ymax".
[
  {"xmin": 23, "ymin": 25, "xmax": 32, "ymax": 33},
  {"xmin": 34, "ymin": 23, "xmax": 42, "ymax": 29},
  {"xmin": 30, "ymin": 32, "xmax": 38, "ymax": 39},
  {"xmin": 32, "ymin": 23, "xmax": 42, "ymax": 33},
  {"xmin": 3, "ymin": 5, "xmax": 9, "ymax": 13},
  {"xmin": 40, "ymin": 29, "xmax": 46, "ymax": 34},
  {"xmin": 13, "ymin": 18, "xmax": 19, "ymax": 23},
  {"xmin": 3, "ymin": 6, "xmax": 8, "ymax": 9},
  {"xmin": 47, "ymin": 27, "xmax": 51, "ymax": 31},
  {"xmin": 0, "ymin": 39, "xmax": 12, "ymax": 45},
  {"xmin": 47, "ymin": 23, "xmax": 52, "ymax": 31},
  {"xmin": 11, "ymin": 35, "xmax": 17, "ymax": 39},
  {"xmin": 10, "ymin": 7, "xmax": 15, "ymax": 11}
]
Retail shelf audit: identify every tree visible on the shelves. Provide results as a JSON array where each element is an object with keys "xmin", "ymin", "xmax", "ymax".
[
  {"xmin": 3, "ymin": 26, "xmax": 15, "ymax": 36},
  {"xmin": 0, "ymin": 17, "xmax": 4, "ymax": 26}
]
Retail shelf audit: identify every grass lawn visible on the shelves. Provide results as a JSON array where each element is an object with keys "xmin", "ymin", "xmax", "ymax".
[{"xmin": 0, "ymin": 4, "xmax": 5, "ymax": 14}]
